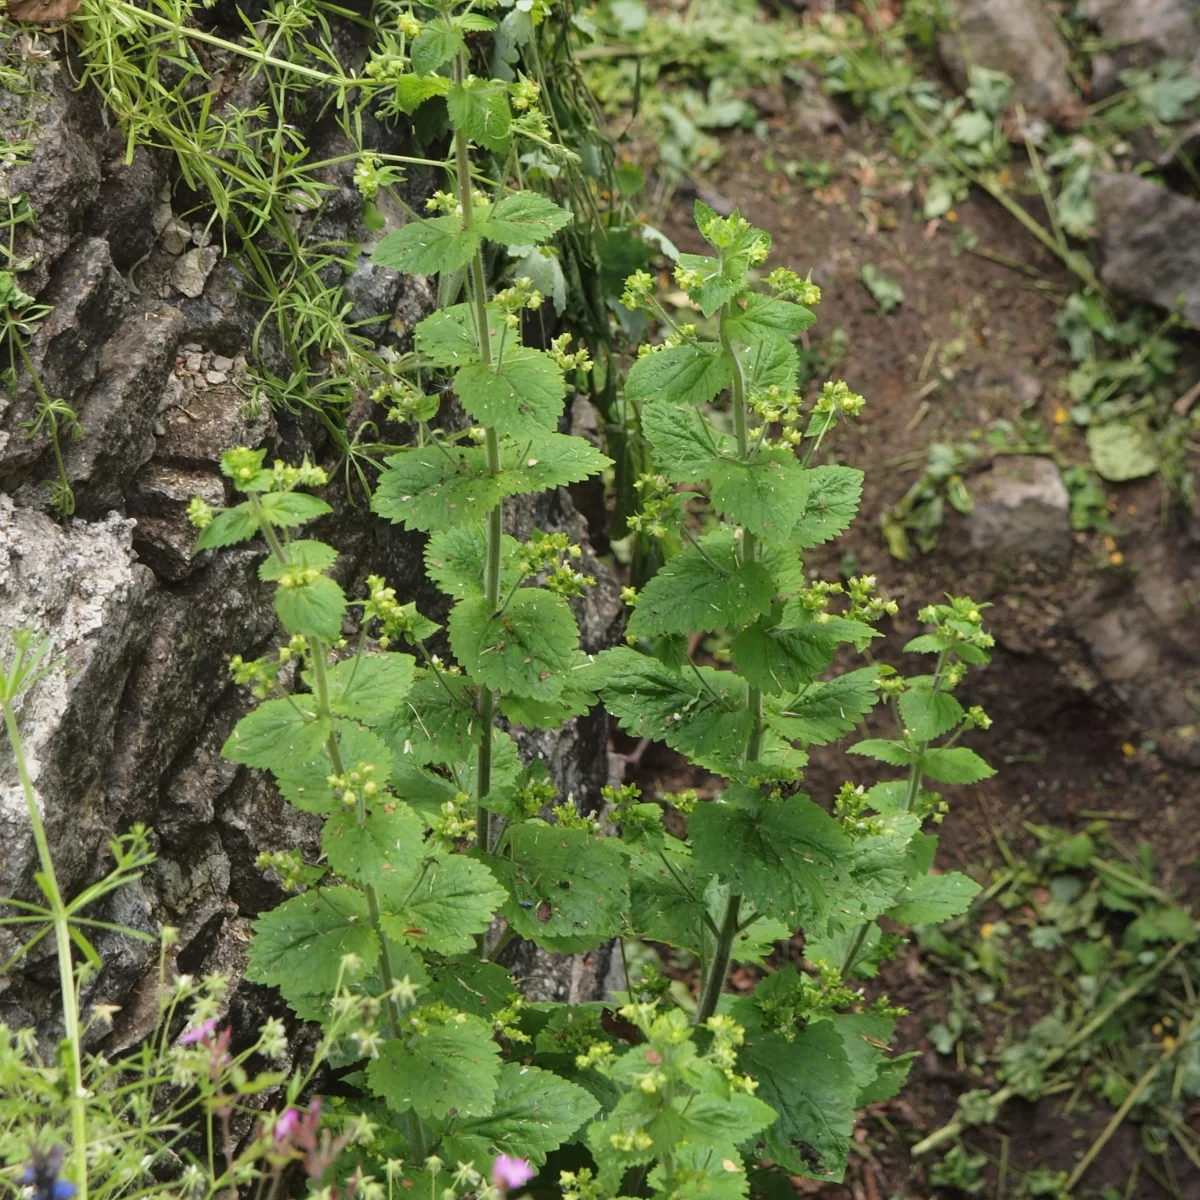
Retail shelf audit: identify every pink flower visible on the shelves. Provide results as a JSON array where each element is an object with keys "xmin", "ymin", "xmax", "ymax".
[
  {"xmin": 180, "ymin": 1017, "xmax": 219, "ymax": 1045},
  {"xmin": 274, "ymin": 1108, "xmax": 301, "ymax": 1141},
  {"xmin": 492, "ymin": 1156, "xmax": 534, "ymax": 1190}
]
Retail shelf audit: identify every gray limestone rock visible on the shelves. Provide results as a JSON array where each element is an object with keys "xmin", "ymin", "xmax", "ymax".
[
  {"xmin": 938, "ymin": 0, "xmax": 1078, "ymax": 114},
  {"xmin": 1093, "ymin": 171, "xmax": 1200, "ymax": 322},
  {"xmin": 963, "ymin": 456, "xmax": 1072, "ymax": 559}
]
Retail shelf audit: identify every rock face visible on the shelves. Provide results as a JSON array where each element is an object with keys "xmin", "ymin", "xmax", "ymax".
[
  {"xmin": 1070, "ymin": 528, "xmax": 1200, "ymax": 761},
  {"xmin": 963, "ymin": 456, "xmax": 1072, "ymax": 560},
  {"xmin": 1087, "ymin": 0, "xmax": 1200, "ymax": 94},
  {"xmin": 938, "ymin": 0, "xmax": 1077, "ymax": 114},
  {"xmin": 1092, "ymin": 171, "xmax": 1200, "ymax": 324},
  {"xmin": 0, "ymin": 26, "xmax": 621, "ymax": 1036}
]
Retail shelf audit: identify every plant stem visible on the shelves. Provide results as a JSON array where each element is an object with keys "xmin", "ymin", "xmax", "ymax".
[
  {"xmin": 2, "ymin": 696, "xmax": 89, "ymax": 1200},
  {"xmin": 694, "ymin": 312, "xmax": 758, "ymax": 1025},
  {"xmin": 454, "ymin": 51, "xmax": 501, "ymax": 854},
  {"xmin": 249, "ymin": 498, "xmax": 406, "ymax": 1039},
  {"xmin": 721, "ymin": 317, "xmax": 763, "ymax": 760},
  {"xmin": 694, "ymin": 895, "xmax": 740, "ymax": 1024}
]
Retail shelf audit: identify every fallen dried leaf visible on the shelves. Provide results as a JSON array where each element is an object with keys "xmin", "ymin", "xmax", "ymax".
[{"xmin": 6, "ymin": 0, "xmax": 81, "ymax": 23}]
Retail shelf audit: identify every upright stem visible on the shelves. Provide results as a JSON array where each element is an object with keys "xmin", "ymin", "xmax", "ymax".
[
  {"xmin": 453, "ymin": 51, "xmax": 502, "ymax": 854},
  {"xmin": 842, "ymin": 650, "xmax": 952, "ymax": 977},
  {"xmin": 250, "ymin": 499, "xmax": 404, "ymax": 1039},
  {"xmin": 694, "ymin": 312, "xmax": 758, "ymax": 1025},
  {"xmin": 694, "ymin": 895, "xmax": 740, "ymax": 1025},
  {"xmin": 2, "ymin": 699, "xmax": 89, "ymax": 1200},
  {"xmin": 722, "ymin": 319, "xmax": 764, "ymax": 762}
]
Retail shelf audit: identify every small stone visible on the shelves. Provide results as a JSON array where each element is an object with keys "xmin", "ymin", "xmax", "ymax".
[
  {"xmin": 963, "ymin": 456, "xmax": 1071, "ymax": 559},
  {"xmin": 171, "ymin": 246, "xmax": 219, "ymax": 299},
  {"xmin": 205, "ymin": 371, "xmax": 227, "ymax": 385},
  {"xmin": 182, "ymin": 343, "xmax": 201, "ymax": 352},
  {"xmin": 160, "ymin": 216, "xmax": 192, "ymax": 255},
  {"xmin": 184, "ymin": 353, "xmax": 203, "ymax": 373},
  {"xmin": 210, "ymin": 355, "xmax": 233, "ymax": 372},
  {"xmin": 152, "ymin": 203, "xmax": 173, "ymax": 235}
]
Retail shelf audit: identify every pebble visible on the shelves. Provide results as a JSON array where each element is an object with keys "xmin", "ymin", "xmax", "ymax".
[
  {"xmin": 210, "ymin": 355, "xmax": 233, "ymax": 372},
  {"xmin": 184, "ymin": 353, "xmax": 203, "ymax": 373},
  {"xmin": 206, "ymin": 371, "xmax": 228, "ymax": 385}
]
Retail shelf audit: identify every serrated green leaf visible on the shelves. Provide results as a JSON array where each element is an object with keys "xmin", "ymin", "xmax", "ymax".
[
  {"xmin": 587, "ymin": 646, "xmax": 751, "ymax": 774},
  {"xmin": 497, "ymin": 688, "xmax": 594, "ymax": 729},
  {"xmin": 828, "ymin": 1012, "xmax": 907, "ymax": 1106},
  {"xmin": 630, "ymin": 849, "xmax": 788, "ymax": 963},
  {"xmin": 888, "ymin": 870, "xmax": 981, "ymax": 924},
  {"xmin": 427, "ymin": 958, "xmax": 515, "ymax": 1019},
  {"xmin": 410, "ymin": 23, "xmax": 465, "ymax": 74},
  {"xmin": 373, "ymin": 445, "xmax": 501, "ymax": 532},
  {"xmin": 414, "ymin": 304, "xmax": 483, "ymax": 368},
  {"xmin": 676, "ymin": 251, "xmax": 739, "ymax": 317},
  {"xmin": 739, "ymin": 1020, "xmax": 855, "ymax": 1181},
  {"xmin": 323, "ymin": 803, "xmax": 425, "ymax": 889},
  {"xmin": 450, "ymin": 590, "xmax": 579, "ymax": 700},
  {"xmin": 195, "ymin": 502, "xmax": 258, "ymax": 550},
  {"xmin": 848, "ymin": 738, "xmax": 915, "ymax": 768},
  {"xmin": 743, "ymin": 334, "xmax": 799, "ymax": 392},
  {"xmin": 487, "ymin": 823, "xmax": 628, "ymax": 953},
  {"xmin": 368, "ymin": 1016, "xmax": 501, "ymax": 1120},
  {"xmin": 627, "ymin": 530, "xmax": 774, "ymax": 638},
  {"xmin": 920, "ymin": 746, "xmax": 995, "ymax": 784},
  {"xmin": 641, "ymin": 399, "xmax": 732, "ymax": 483},
  {"xmin": 766, "ymin": 668, "xmax": 879, "ymax": 746},
  {"xmin": 480, "ymin": 192, "xmax": 573, "ymax": 245},
  {"xmin": 259, "ymin": 539, "xmax": 338, "ymax": 581},
  {"xmin": 732, "ymin": 613, "xmax": 878, "ymax": 695},
  {"xmin": 425, "ymin": 525, "xmax": 522, "ymax": 601},
  {"xmin": 690, "ymin": 790, "xmax": 849, "ymax": 927},
  {"xmin": 223, "ymin": 697, "xmax": 329, "ymax": 770},
  {"xmin": 724, "ymin": 293, "xmax": 817, "ymax": 341},
  {"xmin": 439, "ymin": 1063, "xmax": 600, "ymax": 1168},
  {"xmin": 898, "ymin": 680, "xmax": 964, "ymax": 741},
  {"xmin": 447, "ymin": 79, "xmax": 511, "ymax": 152},
  {"xmin": 275, "ymin": 722, "xmax": 392, "ymax": 814},
  {"xmin": 371, "ymin": 674, "xmax": 480, "ymax": 767},
  {"xmin": 258, "ymin": 491, "xmax": 332, "ymax": 529},
  {"xmin": 372, "ymin": 215, "xmax": 482, "ymax": 276},
  {"xmin": 275, "ymin": 573, "xmax": 346, "ymax": 641},
  {"xmin": 708, "ymin": 448, "xmax": 810, "ymax": 541},
  {"xmin": 247, "ymin": 887, "xmax": 378, "ymax": 1010},
  {"xmin": 831, "ymin": 812, "xmax": 921, "ymax": 923},
  {"xmin": 790, "ymin": 465, "xmax": 863, "ymax": 548},
  {"xmin": 389, "ymin": 73, "xmax": 451, "ymax": 113},
  {"xmin": 381, "ymin": 853, "xmax": 506, "ymax": 954},
  {"xmin": 625, "ymin": 344, "xmax": 733, "ymax": 407},
  {"xmin": 456, "ymin": 347, "xmax": 566, "ymax": 436},
  {"xmin": 324, "ymin": 655, "xmax": 417, "ymax": 718},
  {"xmin": 498, "ymin": 432, "xmax": 612, "ymax": 494}
]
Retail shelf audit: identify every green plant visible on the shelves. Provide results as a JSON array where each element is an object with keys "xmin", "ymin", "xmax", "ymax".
[{"xmin": 191, "ymin": 160, "xmax": 1000, "ymax": 1192}]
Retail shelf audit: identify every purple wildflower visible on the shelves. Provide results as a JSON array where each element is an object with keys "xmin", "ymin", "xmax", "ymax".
[
  {"xmin": 492, "ymin": 1156, "xmax": 534, "ymax": 1190},
  {"xmin": 274, "ymin": 1108, "xmax": 301, "ymax": 1141},
  {"xmin": 180, "ymin": 1017, "xmax": 219, "ymax": 1045}
]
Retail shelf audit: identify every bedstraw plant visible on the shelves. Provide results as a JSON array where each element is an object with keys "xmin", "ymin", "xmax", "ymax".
[{"xmin": 191, "ymin": 33, "xmax": 996, "ymax": 1183}]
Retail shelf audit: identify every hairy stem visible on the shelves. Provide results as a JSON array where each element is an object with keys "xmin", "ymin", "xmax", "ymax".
[
  {"xmin": 694, "ymin": 895, "xmax": 740, "ymax": 1025},
  {"xmin": 454, "ymin": 51, "xmax": 501, "ymax": 854},
  {"xmin": 1, "ymin": 695, "xmax": 88, "ymax": 1200},
  {"xmin": 694, "ymin": 310, "xmax": 759, "ymax": 1024}
]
